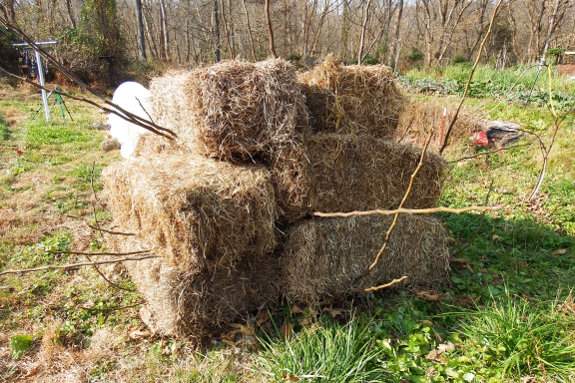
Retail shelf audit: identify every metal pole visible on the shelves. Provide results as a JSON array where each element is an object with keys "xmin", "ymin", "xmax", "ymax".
[{"xmin": 35, "ymin": 50, "xmax": 50, "ymax": 122}]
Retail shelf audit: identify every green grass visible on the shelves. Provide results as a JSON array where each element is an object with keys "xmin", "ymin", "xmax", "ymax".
[
  {"xmin": 258, "ymin": 315, "xmax": 391, "ymax": 382},
  {"xmin": 403, "ymin": 64, "xmax": 575, "ymax": 109},
  {"xmin": 0, "ymin": 113, "xmax": 8, "ymax": 141}
]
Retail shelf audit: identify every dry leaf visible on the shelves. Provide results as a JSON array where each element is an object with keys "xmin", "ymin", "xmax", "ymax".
[
  {"xmin": 492, "ymin": 234, "xmax": 500, "ymax": 242},
  {"xmin": 280, "ymin": 322, "xmax": 293, "ymax": 340},
  {"xmin": 291, "ymin": 305, "xmax": 303, "ymax": 314},
  {"xmin": 128, "ymin": 329, "xmax": 151, "ymax": 340},
  {"xmin": 417, "ymin": 291, "xmax": 441, "ymax": 302},
  {"xmin": 425, "ymin": 349, "xmax": 445, "ymax": 363},
  {"xmin": 229, "ymin": 323, "xmax": 255, "ymax": 336},
  {"xmin": 300, "ymin": 317, "xmax": 313, "ymax": 327},
  {"xmin": 421, "ymin": 320, "xmax": 434, "ymax": 326},
  {"xmin": 554, "ymin": 249, "xmax": 567, "ymax": 255},
  {"xmin": 437, "ymin": 342, "xmax": 455, "ymax": 353},
  {"xmin": 323, "ymin": 308, "xmax": 346, "ymax": 318},
  {"xmin": 256, "ymin": 310, "xmax": 270, "ymax": 325},
  {"xmin": 284, "ymin": 375, "xmax": 300, "ymax": 381}
]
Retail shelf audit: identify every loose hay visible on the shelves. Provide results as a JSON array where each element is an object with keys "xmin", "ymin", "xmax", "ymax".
[
  {"xmin": 279, "ymin": 134, "xmax": 447, "ymax": 222},
  {"xmin": 298, "ymin": 55, "xmax": 404, "ymax": 136},
  {"xmin": 395, "ymin": 99, "xmax": 484, "ymax": 151},
  {"xmin": 149, "ymin": 59, "xmax": 309, "ymax": 161},
  {"xmin": 107, "ymin": 235, "xmax": 280, "ymax": 337},
  {"xmin": 102, "ymin": 154, "xmax": 277, "ymax": 273},
  {"xmin": 281, "ymin": 214, "xmax": 450, "ymax": 306}
]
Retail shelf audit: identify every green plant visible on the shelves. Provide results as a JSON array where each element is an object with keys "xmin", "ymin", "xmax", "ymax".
[
  {"xmin": 10, "ymin": 335, "xmax": 33, "ymax": 359},
  {"xmin": 408, "ymin": 47, "xmax": 424, "ymax": 62},
  {"xmin": 257, "ymin": 315, "xmax": 391, "ymax": 382},
  {"xmin": 458, "ymin": 290, "xmax": 575, "ymax": 380},
  {"xmin": 451, "ymin": 55, "xmax": 467, "ymax": 65}
]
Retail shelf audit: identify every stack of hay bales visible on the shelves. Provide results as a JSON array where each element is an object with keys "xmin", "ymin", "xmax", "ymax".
[{"xmin": 103, "ymin": 57, "xmax": 449, "ymax": 336}]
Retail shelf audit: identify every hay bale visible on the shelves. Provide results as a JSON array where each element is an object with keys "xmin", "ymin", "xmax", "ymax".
[
  {"xmin": 279, "ymin": 134, "xmax": 446, "ymax": 222},
  {"xmin": 281, "ymin": 214, "xmax": 449, "ymax": 306},
  {"xmin": 299, "ymin": 56, "xmax": 404, "ymax": 136},
  {"xmin": 149, "ymin": 59, "xmax": 309, "ymax": 161},
  {"xmin": 101, "ymin": 154, "xmax": 277, "ymax": 273},
  {"xmin": 106, "ymin": 235, "xmax": 279, "ymax": 336}
]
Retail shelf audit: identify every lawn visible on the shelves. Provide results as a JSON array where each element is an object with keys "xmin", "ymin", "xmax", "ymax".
[{"xmin": 0, "ymin": 66, "xmax": 574, "ymax": 382}]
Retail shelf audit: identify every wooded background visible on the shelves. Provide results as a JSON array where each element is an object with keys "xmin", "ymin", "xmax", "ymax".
[{"xmin": 1, "ymin": 0, "xmax": 574, "ymax": 83}]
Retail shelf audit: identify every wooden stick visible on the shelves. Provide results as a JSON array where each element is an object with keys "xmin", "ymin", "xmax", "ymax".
[
  {"xmin": 0, "ymin": 255, "xmax": 158, "ymax": 276},
  {"xmin": 48, "ymin": 250, "xmax": 151, "ymax": 257},
  {"xmin": 363, "ymin": 276, "xmax": 408, "ymax": 292},
  {"xmin": 314, "ymin": 205, "xmax": 503, "ymax": 219}
]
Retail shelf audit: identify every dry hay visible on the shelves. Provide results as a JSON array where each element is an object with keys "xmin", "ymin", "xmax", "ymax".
[
  {"xmin": 298, "ymin": 55, "xmax": 404, "ymax": 136},
  {"xmin": 149, "ymin": 58, "xmax": 309, "ymax": 161},
  {"xmin": 395, "ymin": 99, "xmax": 484, "ymax": 151},
  {"xmin": 101, "ymin": 153, "xmax": 277, "ymax": 273},
  {"xmin": 281, "ymin": 214, "xmax": 450, "ymax": 306},
  {"xmin": 278, "ymin": 134, "xmax": 446, "ymax": 223},
  {"xmin": 106, "ymin": 235, "xmax": 280, "ymax": 337},
  {"xmin": 133, "ymin": 132, "xmax": 188, "ymax": 157}
]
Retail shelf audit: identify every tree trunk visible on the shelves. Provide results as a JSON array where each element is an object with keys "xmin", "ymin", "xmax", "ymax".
[
  {"xmin": 213, "ymin": 0, "xmax": 221, "ymax": 62},
  {"xmin": 388, "ymin": 0, "xmax": 403, "ymax": 68},
  {"xmin": 135, "ymin": 0, "xmax": 147, "ymax": 61},
  {"xmin": 357, "ymin": 0, "xmax": 373, "ymax": 64},
  {"xmin": 65, "ymin": 0, "xmax": 76, "ymax": 28},
  {"xmin": 265, "ymin": 0, "xmax": 277, "ymax": 58},
  {"xmin": 159, "ymin": 0, "xmax": 170, "ymax": 63},
  {"xmin": 241, "ymin": 0, "xmax": 257, "ymax": 61}
]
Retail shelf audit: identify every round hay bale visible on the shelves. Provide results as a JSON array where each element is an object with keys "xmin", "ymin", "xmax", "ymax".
[
  {"xmin": 281, "ymin": 214, "xmax": 450, "ymax": 306},
  {"xmin": 298, "ymin": 55, "xmax": 404, "ymax": 136},
  {"xmin": 101, "ymin": 153, "xmax": 277, "ymax": 273}
]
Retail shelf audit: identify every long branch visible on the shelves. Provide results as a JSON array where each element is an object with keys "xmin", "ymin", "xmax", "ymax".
[
  {"xmin": 314, "ymin": 205, "xmax": 503, "ymax": 218},
  {"xmin": 0, "ymin": 255, "xmax": 158, "ymax": 276},
  {"xmin": 48, "ymin": 250, "xmax": 151, "ymax": 257},
  {"xmin": 439, "ymin": 0, "xmax": 504, "ymax": 154}
]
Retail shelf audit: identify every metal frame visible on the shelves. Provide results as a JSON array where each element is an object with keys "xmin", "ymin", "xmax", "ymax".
[{"xmin": 13, "ymin": 41, "xmax": 58, "ymax": 122}]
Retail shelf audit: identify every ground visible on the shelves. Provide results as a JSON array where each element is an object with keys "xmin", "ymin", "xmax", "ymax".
[{"xmin": 1, "ymin": 67, "xmax": 575, "ymax": 382}]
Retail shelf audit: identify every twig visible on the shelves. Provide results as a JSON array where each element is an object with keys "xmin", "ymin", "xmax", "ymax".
[
  {"xmin": 79, "ymin": 300, "xmax": 145, "ymax": 312},
  {"xmin": 396, "ymin": 116, "xmax": 416, "ymax": 144},
  {"xmin": 48, "ymin": 250, "xmax": 151, "ymax": 257},
  {"xmin": 448, "ymin": 142, "xmax": 531, "ymax": 163},
  {"xmin": 314, "ymin": 205, "xmax": 502, "ymax": 218},
  {"xmin": 363, "ymin": 276, "xmax": 408, "ymax": 293},
  {"xmin": 86, "ymin": 224, "xmax": 135, "ymax": 236},
  {"xmin": 0, "ymin": 18, "xmax": 177, "ymax": 140},
  {"xmin": 356, "ymin": 127, "xmax": 435, "ymax": 282},
  {"xmin": 450, "ymin": 181, "xmax": 494, "ymax": 258},
  {"xmin": 0, "ymin": 255, "xmax": 158, "ymax": 276},
  {"xmin": 0, "ymin": 67, "xmax": 175, "ymax": 141},
  {"xmin": 439, "ymin": 0, "xmax": 504, "ymax": 154},
  {"xmin": 264, "ymin": 0, "xmax": 277, "ymax": 58}
]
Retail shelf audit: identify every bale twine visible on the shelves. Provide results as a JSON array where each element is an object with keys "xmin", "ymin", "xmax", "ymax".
[
  {"xmin": 106, "ymin": 235, "xmax": 280, "ymax": 337},
  {"xmin": 298, "ymin": 56, "xmax": 404, "ymax": 136},
  {"xmin": 278, "ymin": 134, "xmax": 446, "ymax": 223},
  {"xmin": 101, "ymin": 154, "xmax": 277, "ymax": 273},
  {"xmin": 281, "ymin": 214, "xmax": 450, "ymax": 306}
]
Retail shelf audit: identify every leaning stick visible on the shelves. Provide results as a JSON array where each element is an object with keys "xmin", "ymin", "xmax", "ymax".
[{"xmin": 314, "ymin": 205, "xmax": 503, "ymax": 219}]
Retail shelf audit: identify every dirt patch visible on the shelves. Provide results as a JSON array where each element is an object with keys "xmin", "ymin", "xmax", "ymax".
[{"xmin": 556, "ymin": 65, "xmax": 575, "ymax": 77}]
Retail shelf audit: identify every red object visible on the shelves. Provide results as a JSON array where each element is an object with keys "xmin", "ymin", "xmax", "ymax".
[
  {"xmin": 16, "ymin": 149, "xmax": 23, "ymax": 156},
  {"xmin": 473, "ymin": 131, "xmax": 489, "ymax": 146}
]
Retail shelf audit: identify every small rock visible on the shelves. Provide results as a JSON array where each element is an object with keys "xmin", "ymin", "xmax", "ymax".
[
  {"xmin": 101, "ymin": 138, "xmax": 121, "ymax": 152},
  {"xmin": 93, "ymin": 121, "xmax": 111, "ymax": 130}
]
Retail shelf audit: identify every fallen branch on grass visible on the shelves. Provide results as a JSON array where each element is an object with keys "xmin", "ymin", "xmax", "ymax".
[
  {"xmin": 79, "ymin": 300, "xmax": 145, "ymax": 312},
  {"xmin": 0, "ymin": 255, "xmax": 158, "ymax": 276},
  {"xmin": 48, "ymin": 250, "xmax": 151, "ymax": 257},
  {"xmin": 86, "ymin": 224, "xmax": 135, "ymax": 236}
]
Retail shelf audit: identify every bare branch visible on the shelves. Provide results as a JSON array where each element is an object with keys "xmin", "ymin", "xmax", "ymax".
[
  {"xmin": 313, "ymin": 205, "xmax": 503, "ymax": 219},
  {"xmin": 363, "ymin": 276, "xmax": 408, "ymax": 292},
  {"xmin": 0, "ymin": 255, "xmax": 158, "ymax": 276},
  {"xmin": 48, "ymin": 250, "xmax": 151, "ymax": 257}
]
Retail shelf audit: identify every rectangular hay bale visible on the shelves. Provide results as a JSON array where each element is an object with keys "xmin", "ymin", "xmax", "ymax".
[
  {"xmin": 149, "ymin": 59, "xmax": 309, "ymax": 162},
  {"xmin": 102, "ymin": 154, "xmax": 277, "ymax": 273},
  {"xmin": 106, "ymin": 235, "xmax": 279, "ymax": 337},
  {"xmin": 281, "ymin": 214, "xmax": 450, "ymax": 306},
  {"xmin": 298, "ymin": 56, "xmax": 404, "ymax": 136},
  {"xmin": 279, "ymin": 134, "xmax": 447, "ymax": 222}
]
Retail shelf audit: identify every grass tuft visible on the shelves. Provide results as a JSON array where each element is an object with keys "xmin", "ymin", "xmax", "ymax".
[{"xmin": 257, "ymin": 315, "xmax": 391, "ymax": 382}]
